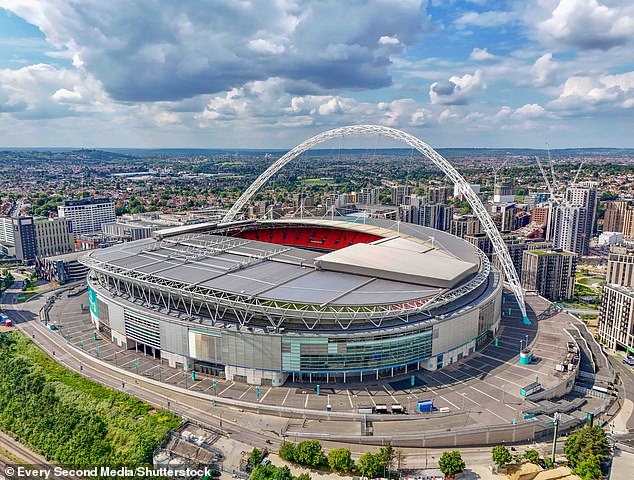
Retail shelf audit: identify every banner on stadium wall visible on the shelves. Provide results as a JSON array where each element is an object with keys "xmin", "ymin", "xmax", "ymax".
[{"xmin": 88, "ymin": 286, "xmax": 98, "ymax": 318}]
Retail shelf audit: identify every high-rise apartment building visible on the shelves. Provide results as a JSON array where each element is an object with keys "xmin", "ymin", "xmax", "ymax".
[
  {"xmin": 422, "ymin": 203, "xmax": 453, "ymax": 231},
  {"xmin": 552, "ymin": 203, "xmax": 588, "ymax": 256},
  {"xmin": 450, "ymin": 215, "xmax": 481, "ymax": 238},
  {"xmin": 493, "ymin": 181, "xmax": 514, "ymax": 203},
  {"xmin": 489, "ymin": 203, "xmax": 516, "ymax": 232},
  {"xmin": 521, "ymin": 249, "xmax": 577, "ymax": 301},
  {"xmin": 599, "ymin": 284, "xmax": 634, "ymax": 353},
  {"xmin": 428, "ymin": 186, "xmax": 452, "ymax": 205},
  {"xmin": 390, "ymin": 185, "xmax": 413, "ymax": 206},
  {"xmin": 606, "ymin": 245, "xmax": 634, "ymax": 287},
  {"xmin": 600, "ymin": 245, "xmax": 634, "ymax": 353},
  {"xmin": 603, "ymin": 201, "xmax": 634, "ymax": 239},
  {"xmin": 58, "ymin": 198, "xmax": 116, "ymax": 234},
  {"xmin": 357, "ymin": 187, "xmax": 380, "ymax": 205}
]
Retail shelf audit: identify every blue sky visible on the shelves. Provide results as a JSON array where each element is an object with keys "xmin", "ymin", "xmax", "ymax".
[{"xmin": 0, "ymin": 0, "xmax": 633, "ymax": 148}]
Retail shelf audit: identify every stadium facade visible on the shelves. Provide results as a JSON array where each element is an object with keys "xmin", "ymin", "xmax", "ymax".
[{"xmin": 81, "ymin": 218, "xmax": 502, "ymax": 386}]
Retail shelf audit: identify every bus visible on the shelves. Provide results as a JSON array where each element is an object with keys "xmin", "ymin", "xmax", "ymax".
[{"xmin": 623, "ymin": 356, "xmax": 634, "ymax": 367}]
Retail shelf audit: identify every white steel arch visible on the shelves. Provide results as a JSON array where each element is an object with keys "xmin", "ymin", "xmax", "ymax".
[{"xmin": 223, "ymin": 125, "xmax": 529, "ymax": 322}]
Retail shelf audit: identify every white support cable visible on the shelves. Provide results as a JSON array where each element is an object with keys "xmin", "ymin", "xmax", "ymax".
[{"xmin": 222, "ymin": 125, "xmax": 529, "ymax": 321}]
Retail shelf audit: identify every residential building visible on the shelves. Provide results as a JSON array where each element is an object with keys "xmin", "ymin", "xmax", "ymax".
[
  {"xmin": 428, "ymin": 186, "xmax": 452, "ymax": 204},
  {"xmin": 357, "ymin": 187, "xmax": 380, "ymax": 205},
  {"xmin": 606, "ymin": 245, "xmax": 634, "ymax": 287},
  {"xmin": 450, "ymin": 215, "xmax": 481, "ymax": 238},
  {"xmin": 422, "ymin": 203, "xmax": 453, "ymax": 231},
  {"xmin": 489, "ymin": 202, "xmax": 516, "ymax": 232},
  {"xmin": 603, "ymin": 201, "xmax": 634, "ymax": 239},
  {"xmin": 494, "ymin": 235, "xmax": 552, "ymax": 280},
  {"xmin": 390, "ymin": 185, "xmax": 413, "ymax": 206},
  {"xmin": 58, "ymin": 198, "xmax": 116, "ymax": 234},
  {"xmin": 464, "ymin": 233, "xmax": 492, "ymax": 257},
  {"xmin": 552, "ymin": 203, "xmax": 588, "ymax": 256},
  {"xmin": 521, "ymin": 249, "xmax": 577, "ymax": 301},
  {"xmin": 493, "ymin": 181, "xmax": 514, "ymax": 203},
  {"xmin": 599, "ymin": 284, "xmax": 634, "ymax": 353}
]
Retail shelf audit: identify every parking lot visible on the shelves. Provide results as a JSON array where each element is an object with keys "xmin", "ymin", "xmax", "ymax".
[{"xmin": 48, "ymin": 291, "xmax": 582, "ymax": 428}]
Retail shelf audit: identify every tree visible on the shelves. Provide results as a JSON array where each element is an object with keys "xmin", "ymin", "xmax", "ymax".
[
  {"xmin": 357, "ymin": 452, "xmax": 383, "ymax": 479},
  {"xmin": 491, "ymin": 445, "xmax": 512, "ymax": 468},
  {"xmin": 279, "ymin": 442, "xmax": 296, "ymax": 462},
  {"xmin": 523, "ymin": 449, "xmax": 540, "ymax": 465},
  {"xmin": 250, "ymin": 465, "xmax": 294, "ymax": 480},
  {"xmin": 438, "ymin": 451, "xmax": 466, "ymax": 478},
  {"xmin": 574, "ymin": 454, "xmax": 603, "ymax": 480},
  {"xmin": 294, "ymin": 474, "xmax": 311, "ymax": 480},
  {"xmin": 564, "ymin": 426, "xmax": 610, "ymax": 468},
  {"xmin": 378, "ymin": 444, "xmax": 395, "ymax": 471},
  {"xmin": 294, "ymin": 440, "xmax": 325, "ymax": 467},
  {"xmin": 249, "ymin": 447, "xmax": 265, "ymax": 466},
  {"xmin": 327, "ymin": 448, "xmax": 355, "ymax": 473}
]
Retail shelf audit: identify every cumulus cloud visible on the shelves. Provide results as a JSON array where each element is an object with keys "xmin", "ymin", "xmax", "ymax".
[
  {"xmin": 197, "ymin": 76, "xmax": 433, "ymax": 128},
  {"xmin": 0, "ymin": 63, "xmax": 105, "ymax": 118},
  {"xmin": 549, "ymin": 71, "xmax": 634, "ymax": 111},
  {"xmin": 429, "ymin": 70, "xmax": 484, "ymax": 105},
  {"xmin": 538, "ymin": 0, "xmax": 634, "ymax": 50},
  {"xmin": 470, "ymin": 48, "xmax": 495, "ymax": 61},
  {"xmin": 0, "ymin": 0, "xmax": 432, "ymax": 102},
  {"xmin": 531, "ymin": 53, "xmax": 558, "ymax": 87}
]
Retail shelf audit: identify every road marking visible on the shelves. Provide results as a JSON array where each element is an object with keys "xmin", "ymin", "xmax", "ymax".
[
  {"xmin": 165, "ymin": 371, "xmax": 182, "ymax": 382},
  {"xmin": 258, "ymin": 387, "xmax": 271, "ymax": 403},
  {"xmin": 346, "ymin": 389, "xmax": 354, "ymax": 409},
  {"xmin": 486, "ymin": 407, "xmax": 508, "ymax": 423},
  {"xmin": 442, "ymin": 397, "xmax": 460, "ymax": 410},
  {"xmin": 282, "ymin": 388, "xmax": 291, "ymax": 406},
  {"xmin": 238, "ymin": 386, "xmax": 252, "ymax": 399},
  {"xmin": 470, "ymin": 385, "xmax": 502, "ymax": 404},
  {"xmin": 383, "ymin": 385, "xmax": 398, "ymax": 403},
  {"xmin": 365, "ymin": 388, "xmax": 376, "ymax": 406},
  {"xmin": 304, "ymin": 394, "xmax": 309, "ymax": 408},
  {"xmin": 219, "ymin": 382, "xmax": 235, "ymax": 396}
]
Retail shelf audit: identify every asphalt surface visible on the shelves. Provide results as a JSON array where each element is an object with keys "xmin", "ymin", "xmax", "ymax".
[{"xmin": 0, "ymin": 282, "xmax": 608, "ymax": 454}]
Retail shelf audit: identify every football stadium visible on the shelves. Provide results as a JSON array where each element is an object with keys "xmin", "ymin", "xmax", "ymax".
[{"xmin": 80, "ymin": 217, "xmax": 502, "ymax": 387}]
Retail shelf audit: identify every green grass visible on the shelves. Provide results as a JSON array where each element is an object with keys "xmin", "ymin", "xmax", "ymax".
[
  {"xmin": 0, "ymin": 331, "xmax": 181, "ymax": 469},
  {"xmin": 17, "ymin": 291, "xmax": 39, "ymax": 302},
  {"xmin": 299, "ymin": 178, "xmax": 334, "ymax": 186}
]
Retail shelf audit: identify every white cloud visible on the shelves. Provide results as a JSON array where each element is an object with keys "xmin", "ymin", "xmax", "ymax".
[
  {"xmin": 378, "ymin": 35, "xmax": 401, "ymax": 46},
  {"xmin": 470, "ymin": 47, "xmax": 495, "ymax": 61},
  {"xmin": 538, "ymin": 0, "xmax": 634, "ymax": 50},
  {"xmin": 513, "ymin": 103, "xmax": 546, "ymax": 119},
  {"xmin": 549, "ymin": 71, "xmax": 634, "ymax": 111},
  {"xmin": 455, "ymin": 10, "xmax": 516, "ymax": 28},
  {"xmin": 248, "ymin": 38, "xmax": 286, "ymax": 55},
  {"xmin": 429, "ymin": 70, "xmax": 484, "ymax": 105},
  {"xmin": 531, "ymin": 53, "xmax": 558, "ymax": 87}
]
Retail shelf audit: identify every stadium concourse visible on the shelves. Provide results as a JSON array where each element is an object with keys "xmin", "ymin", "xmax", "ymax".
[{"xmin": 45, "ymin": 289, "xmax": 602, "ymax": 428}]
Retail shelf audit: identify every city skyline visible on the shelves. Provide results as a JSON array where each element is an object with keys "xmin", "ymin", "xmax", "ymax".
[{"xmin": 0, "ymin": 0, "xmax": 633, "ymax": 149}]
